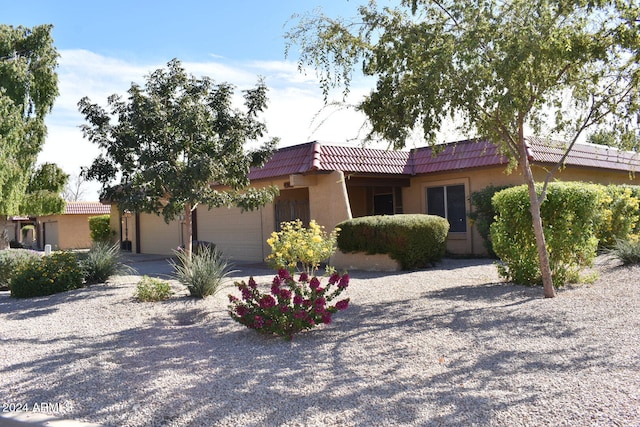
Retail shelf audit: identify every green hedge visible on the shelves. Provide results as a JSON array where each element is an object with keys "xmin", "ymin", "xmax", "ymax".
[
  {"xmin": 89, "ymin": 214, "xmax": 113, "ymax": 243},
  {"xmin": 0, "ymin": 249, "xmax": 42, "ymax": 289},
  {"xmin": 594, "ymin": 184, "xmax": 640, "ymax": 247},
  {"xmin": 336, "ymin": 214, "xmax": 450, "ymax": 269},
  {"xmin": 469, "ymin": 185, "xmax": 511, "ymax": 257},
  {"xmin": 490, "ymin": 182, "xmax": 601, "ymax": 286}
]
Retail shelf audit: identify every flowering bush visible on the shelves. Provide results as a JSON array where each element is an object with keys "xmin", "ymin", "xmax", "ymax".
[
  {"xmin": 10, "ymin": 252, "xmax": 84, "ymax": 298},
  {"xmin": 266, "ymin": 219, "xmax": 339, "ymax": 275},
  {"xmin": 228, "ymin": 269, "xmax": 350, "ymax": 340}
]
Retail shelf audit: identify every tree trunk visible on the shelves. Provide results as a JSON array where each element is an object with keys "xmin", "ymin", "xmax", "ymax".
[
  {"xmin": 1, "ymin": 217, "xmax": 10, "ymax": 250},
  {"xmin": 518, "ymin": 137, "xmax": 556, "ymax": 298},
  {"xmin": 184, "ymin": 202, "xmax": 193, "ymax": 259}
]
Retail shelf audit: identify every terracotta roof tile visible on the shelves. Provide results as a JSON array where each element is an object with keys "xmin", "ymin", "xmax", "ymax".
[{"xmin": 64, "ymin": 202, "xmax": 111, "ymax": 215}]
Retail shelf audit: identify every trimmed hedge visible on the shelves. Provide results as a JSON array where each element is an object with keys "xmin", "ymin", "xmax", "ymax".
[
  {"xmin": 89, "ymin": 214, "xmax": 113, "ymax": 243},
  {"xmin": 490, "ymin": 182, "xmax": 601, "ymax": 286},
  {"xmin": 336, "ymin": 214, "xmax": 450, "ymax": 270},
  {"xmin": 469, "ymin": 184, "xmax": 511, "ymax": 257}
]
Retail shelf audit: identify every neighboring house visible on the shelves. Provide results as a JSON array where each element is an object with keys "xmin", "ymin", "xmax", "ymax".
[
  {"xmin": 35, "ymin": 202, "xmax": 111, "ymax": 250},
  {"xmin": 109, "ymin": 137, "xmax": 640, "ymax": 261}
]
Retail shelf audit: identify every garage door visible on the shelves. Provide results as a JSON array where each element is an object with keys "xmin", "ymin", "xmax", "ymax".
[
  {"xmin": 196, "ymin": 206, "xmax": 263, "ymax": 262},
  {"xmin": 43, "ymin": 221, "xmax": 59, "ymax": 249},
  {"xmin": 138, "ymin": 213, "xmax": 182, "ymax": 255}
]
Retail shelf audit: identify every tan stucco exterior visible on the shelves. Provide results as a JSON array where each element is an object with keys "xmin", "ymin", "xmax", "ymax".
[{"xmin": 38, "ymin": 214, "xmax": 100, "ymax": 250}]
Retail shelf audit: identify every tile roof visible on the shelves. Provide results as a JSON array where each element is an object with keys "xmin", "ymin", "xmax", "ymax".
[
  {"xmin": 64, "ymin": 202, "xmax": 111, "ymax": 215},
  {"xmin": 248, "ymin": 138, "xmax": 640, "ymax": 180}
]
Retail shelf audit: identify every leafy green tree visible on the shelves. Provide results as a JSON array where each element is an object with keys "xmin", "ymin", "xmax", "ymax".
[
  {"xmin": 19, "ymin": 163, "xmax": 68, "ymax": 216},
  {"xmin": 0, "ymin": 24, "xmax": 59, "ymax": 248},
  {"xmin": 286, "ymin": 0, "xmax": 640, "ymax": 297},
  {"xmin": 588, "ymin": 129, "xmax": 640, "ymax": 152},
  {"xmin": 78, "ymin": 59, "xmax": 279, "ymax": 256}
]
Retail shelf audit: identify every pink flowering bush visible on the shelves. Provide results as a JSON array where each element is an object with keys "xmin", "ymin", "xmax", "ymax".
[{"xmin": 228, "ymin": 269, "xmax": 350, "ymax": 340}]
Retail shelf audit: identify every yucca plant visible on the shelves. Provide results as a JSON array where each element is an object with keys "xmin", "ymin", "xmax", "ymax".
[
  {"xmin": 170, "ymin": 246, "xmax": 236, "ymax": 298},
  {"xmin": 81, "ymin": 242, "xmax": 136, "ymax": 285}
]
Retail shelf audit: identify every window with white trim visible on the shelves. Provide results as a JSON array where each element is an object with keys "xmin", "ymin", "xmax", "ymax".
[{"xmin": 426, "ymin": 184, "xmax": 467, "ymax": 232}]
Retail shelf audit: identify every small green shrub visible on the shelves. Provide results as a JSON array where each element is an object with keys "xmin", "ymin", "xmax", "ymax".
[
  {"xmin": 0, "ymin": 249, "xmax": 42, "ymax": 290},
  {"xmin": 491, "ymin": 182, "xmax": 600, "ymax": 286},
  {"xmin": 337, "ymin": 214, "xmax": 450, "ymax": 269},
  {"xmin": 266, "ymin": 219, "xmax": 339, "ymax": 274},
  {"xmin": 469, "ymin": 185, "xmax": 511, "ymax": 257},
  {"xmin": 10, "ymin": 252, "xmax": 84, "ymax": 298},
  {"xmin": 135, "ymin": 276, "xmax": 173, "ymax": 302},
  {"xmin": 607, "ymin": 237, "xmax": 640, "ymax": 265},
  {"xmin": 89, "ymin": 214, "xmax": 114, "ymax": 243},
  {"xmin": 80, "ymin": 242, "xmax": 136, "ymax": 285},
  {"xmin": 170, "ymin": 245, "xmax": 235, "ymax": 298}
]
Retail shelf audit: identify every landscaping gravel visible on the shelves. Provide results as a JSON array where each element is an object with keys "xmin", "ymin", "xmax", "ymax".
[{"xmin": 1, "ymin": 256, "xmax": 639, "ymax": 426}]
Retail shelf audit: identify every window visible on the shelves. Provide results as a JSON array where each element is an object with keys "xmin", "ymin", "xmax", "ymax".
[{"xmin": 426, "ymin": 184, "xmax": 467, "ymax": 232}]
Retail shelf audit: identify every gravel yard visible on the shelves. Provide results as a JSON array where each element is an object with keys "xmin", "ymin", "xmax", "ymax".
[{"xmin": 1, "ymin": 256, "xmax": 639, "ymax": 427}]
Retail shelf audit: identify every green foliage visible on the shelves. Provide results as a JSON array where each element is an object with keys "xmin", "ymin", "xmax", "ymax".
[
  {"xmin": 10, "ymin": 252, "xmax": 83, "ymax": 298},
  {"xmin": 19, "ymin": 163, "xmax": 68, "ymax": 215},
  {"xmin": 170, "ymin": 245, "xmax": 235, "ymax": 298},
  {"xmin": 337, "ymin": 214, "xmax": 450, "ymax": 270},
  {"xmin": 0, "ymin": 24, "xmax": 59, "ymax": 216},
  {"xmin": 88, "ymin": 214, "xmax": 113, "ymax": 243},
  {"xmin": 607, "ymin": 238, "xmax": 640, "ymax": 265},
  {"xmin": 469, "ymin": 185, "xmax": 511, "ymax": 257},
  {"xmin": 491, "ymin": 183, "xmax": 601, "ymax": 286},
  {"xmin": 228, "ymin": 270, "xmax": 350, "ymax": 340},
  {"xmin": 0, "ymin": 249, "xmax": 41, "ymax": 289},
  {"xmin": 79, "ymin": 241, "xmax": 136, "ymax": 285},
  {"xmin": 266, "ymin": 219, "xmax": 339, "ymax": 275},
  {"xmin": 78, "ymin": 59, "xmax": 279, "ymax": 254},
  {"xmin": 594, "ymin": 185, "xmax": 640, "ymax": 248},
  {"xmin": 135, "ymin": 276, "xmax": 173, "ymax": 302}
]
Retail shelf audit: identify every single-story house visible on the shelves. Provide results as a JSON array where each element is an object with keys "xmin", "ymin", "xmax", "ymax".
[
  {"xmin": 109, "ymin": 137, "xmax": 640, "ymax": 263},
  {"xmin": 35, "ymin": 201, "xmax": 111, "ymax": 250}
]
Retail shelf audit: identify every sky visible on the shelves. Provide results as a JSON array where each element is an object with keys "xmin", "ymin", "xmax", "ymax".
[{"xmin": 2, "ymin": 0, "xmax": 456, "ymax": 201}]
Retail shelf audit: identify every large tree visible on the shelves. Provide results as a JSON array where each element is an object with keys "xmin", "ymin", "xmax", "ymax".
[
  {"xmin": 78, "ymin": 59, "xmax": 279, "ymax": 256},
  {"xmin": 286, "ymin": 0, "xmax": 640, "ymax": 297},
  {"xmin": 20, "ymin": 163, "xmax": 68, "ymax": 216},
  {"xmin": 0, "ymin": 24, "xmax": 59, "ymax": 248}
]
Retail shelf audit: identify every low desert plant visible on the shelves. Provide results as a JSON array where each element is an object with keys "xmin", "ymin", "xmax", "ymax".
[
  {"xmin": 606, "ymin": 238, "xmax": 640, "ymax": 265},
  {"xmin": 0, "ymin": 249, "xmax": 42, "ymax": 290},
  {"xmin": 10, "ymin": 252, "xmax": 84, "ymax": 298},
  {"xmin": 135, "ymin": 276, "xmax": 173, "ymax": 302},
  {"xmin": 170, "ymin": 245, "xmax": 235, "ymax": 298},
  {"xmin": 80, "ymin": 241, "xmax": 136, "ymax": 285},
  {"xmin": 228, "ymin": 269, "xmax": 350, "ymax": 340}
]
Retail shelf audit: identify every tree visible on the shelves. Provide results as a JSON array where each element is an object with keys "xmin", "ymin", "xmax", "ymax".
[
  {"xmin": 63, "ymin": 172, "xmax": 89, "ymax": 202},
  {"xmin": 78, "ymin": 59, "xmax": 279, "ymax": 256},
  {"xmin": 589, "ymin": 129, "xmax": 640, "ymax": 152},
  {"xmin": 286, "ymin": 0, "xmax": 640, "ymax": 297},
  {"xmin": 0, "ymin": 24, "xmax": 59, "ymax": 248},
  {"xmin": 19, "ymin": 163, "xmax": 68, "ymax": 216}
]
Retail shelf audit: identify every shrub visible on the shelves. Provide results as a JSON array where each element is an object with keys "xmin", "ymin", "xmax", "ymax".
[
  {"xmin": 170, "ymin": 245, "xmax": 235, "ymax": 298},
  {"xmin": 88, "ymin": 214, "xmax": 114, "ymax": 243},
  {"xmin": 135, "ymin": 276, "xmax": 173, "ymax": 301},
  {"xmin": 10, "ymin": 252, "xmax": 84, "ymax": 298},
  {"xmin": 606, "ymin": 237, "xmax": 640, "ymax": 265},
  {"xmin": 79, "ymin": 242, "xmax": 136, "ymax": 285},
  {"xmin": 490, "ymin": 182, "xmax": 600, "ymax": 286},
  {"xmin": 266, "ymin": 219, "xmax": 339, "ymax": 274},
  {"xmin": 0, "ymin": 249, "xmax": 42, "ymax": 290},
  {"xmin": 594, "ymin": 185, "xmax": 640, "ymax": 248},
  {"xmin": 228, "ymin": 269, "xmax": 350, "ymax": 340},
  {"xmin": 337, "ymin": 214, "xmax": 449, "ymax": 269},
  {"xmin": 469, "ymin": 185, "xmax": 511, "ymax": 257}
]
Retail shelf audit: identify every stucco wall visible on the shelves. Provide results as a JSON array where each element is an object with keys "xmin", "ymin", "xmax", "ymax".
[{"xmin": 39, "ymin": 214, "xmax": 97, "ymax": 250}]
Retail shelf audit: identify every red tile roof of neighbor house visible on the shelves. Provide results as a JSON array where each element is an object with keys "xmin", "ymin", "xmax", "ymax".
[
  {"xmin": 248, "ymin": 138, "xmax": 640, "ymax": 180},
  {"xmin": 64, "ymin": 202, "xmax": 111, "ymax": 215}
]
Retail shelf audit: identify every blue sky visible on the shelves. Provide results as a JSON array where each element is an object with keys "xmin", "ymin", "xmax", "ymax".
[{"xmin": 3, "ymin": 0, "xmax": 451, "ymax": 200}]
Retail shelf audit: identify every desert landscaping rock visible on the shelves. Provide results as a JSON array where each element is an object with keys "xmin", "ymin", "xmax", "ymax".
[{"xmin": 0, "ymin": 256, "xmax": 638, "ymax": 426}]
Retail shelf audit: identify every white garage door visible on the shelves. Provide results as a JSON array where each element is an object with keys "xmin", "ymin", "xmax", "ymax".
[{"xmin": 196, "ymin": 206, "xmax": 263, "ymax": 262}]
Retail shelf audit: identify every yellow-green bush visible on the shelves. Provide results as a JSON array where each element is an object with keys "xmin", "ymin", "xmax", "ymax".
[
  {"xmin": 10, "ymin": 252, "xmax": 84, "ymax": 298},
  {"xmin": 491, "ymin": 182, "xmax": 601, "ymax": 286},
  {"xmin": 595, "ymin": 185, "xmax": 640, "ymax": 247},
  {"xmin": 337, "ymin": 214, "xmax": 449, "ymax": 270}
]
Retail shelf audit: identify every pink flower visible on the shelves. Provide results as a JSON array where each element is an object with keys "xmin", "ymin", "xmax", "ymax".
[
  {"xmin": 314, "ymin": 296, "xmax": 326, "ymax": 308},
  {"xmin": 271, "ymin": 283, "xmax": 280, "ymax": 296},
  {"xmin": 293, "ymin": 311, "xmax": 305, "ymax": 319},
  {"xmin": 329, "ymin": 272, "xmax": 340, "ymax": 284},
  {"xmin": 235, "ymin": 305, "xmax": 249, "ymax": 316},
  {"xmin": 321, "ymin": 313, "xmax": 332, "ymax": 324},
  {"xmin": 278, "ymin": 269, "xmax": 291, "ymax": 280},
  {"xmin": 279, "ymin": 289, "xmax": 292, "ymax": 300},
  {"xmin": 335, "ymin": 299, "xmax": 350, "ymax": 311},
  {"xmin": 272, "ymin": 275, "xmax": 283, "ymax": 286},
  {"xmin": 248, "ymin": 277, "xmax": 257, "ymax": 289},
  {"xmin": 309, "ymin": 277, "xmax": 321, "ymax": 290},
  {"xmin": 253, "ymin": 315, "xmax": 264, "ymax": 328},
  {"xmin": 338, "ymin": 274, "xmax": 350, "ymax": 289},
  {"xmin": 241, "ymin": 288, "xmax": 252, "ymax": 301},
  {"xmin": 228, "ymin": 294, "xmax": 239, "ymax": 303},
  {"xmin": 280, "ymin": 305, "xmax": 290, "ymax": 313},
  {"xmin": 293, "ymin": 295, "xmax": 303, "ymax": 305},
  {"xmin": 298, "ymin": 272, "xmax": 309, "ymax": 283},
  {"xmin": 259, "ymin": 295, "xmax": 276, "ymax": 308}
]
